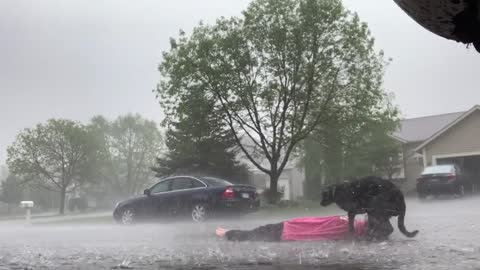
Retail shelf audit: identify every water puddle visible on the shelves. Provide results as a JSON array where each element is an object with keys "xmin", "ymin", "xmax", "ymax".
[{"xmin": 155, "ymin": 262, "xmax": 395, "ymax": 270}]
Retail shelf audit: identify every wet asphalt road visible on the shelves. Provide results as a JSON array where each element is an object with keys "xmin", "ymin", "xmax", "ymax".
[{"xmin": 1, "ymin": 197, "xmax": 480, "ymax": 270}]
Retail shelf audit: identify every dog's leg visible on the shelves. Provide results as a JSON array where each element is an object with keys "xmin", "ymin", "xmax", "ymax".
[
  {"xmin": 368, "ymin": 214, "xmax": 394, "ymax": 241},
  {"xmin": 348, "ymin": 211, "xmax": 356, "ymax": 235},
  {"xmin": 385, "ymin": 218, "xmax": 394, "ymax": 236},
  {"xmin": 376, "ymin": 219, "xmax": 393, "ymax": 241}
]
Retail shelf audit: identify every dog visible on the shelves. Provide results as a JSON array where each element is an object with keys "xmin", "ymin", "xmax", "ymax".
[
  {"xmin": 365, "ymin": 213, "xmax": 395, "ymax": 241},
  {"xmin": 321, "ymin": 176, "xmax": 419, "ymax": 239}
]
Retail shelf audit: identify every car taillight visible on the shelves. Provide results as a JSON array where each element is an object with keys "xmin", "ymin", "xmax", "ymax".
[
  {"xmin": 447, "ymin": 173, "xmax": 457, "ymax": 181},
  {"xmin": 222, "ymin": 187, "xmax": 235, "ymax": 199}
]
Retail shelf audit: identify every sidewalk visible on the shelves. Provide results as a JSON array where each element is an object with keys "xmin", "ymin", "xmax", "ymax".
[
  {"xmin": 0, "ymin": 212, "xmax": 58, "ymax": 221},
  {"xmin": 0, "ymin": 211, "xmax": 112, "ymax": 225}
]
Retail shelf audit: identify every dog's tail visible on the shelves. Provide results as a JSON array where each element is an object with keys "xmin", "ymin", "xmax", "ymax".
[{"xmin": 397, "ymin": 196, "xmax": 419, "ymax": 238}]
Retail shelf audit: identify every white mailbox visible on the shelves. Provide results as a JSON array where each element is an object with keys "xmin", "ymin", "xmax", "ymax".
[
  {"xmin": 20, "ymin": 201, "xmax": 34, "ymax": 225},
  {"xmin": 20, "ymin": 201, "xmax": 34, "ymax": 209}
]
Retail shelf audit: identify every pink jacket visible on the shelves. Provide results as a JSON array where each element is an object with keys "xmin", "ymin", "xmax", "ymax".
[{"xmin": 281, "ymin": 215, "xmax": 367, "ymax": 241}]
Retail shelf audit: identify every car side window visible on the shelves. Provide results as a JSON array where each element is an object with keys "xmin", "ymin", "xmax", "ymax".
[
  {"xmin": 171, "ymin": 177, "xmax": 194, "ymax": 191},
  {"xmin": 151, "ymin": 179, "xmax": 172, "ymax": 194},
  {"xmin": 191, "ymin": 179, "xmax": 206, "ymax": 188}
]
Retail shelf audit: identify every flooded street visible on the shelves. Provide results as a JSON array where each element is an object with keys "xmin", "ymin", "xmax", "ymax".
[
  {"xmin": 1, "ymin": 0, "xmax": 478, "ymax": 270},
  {"xmin": 1, "ymin": 197, "xmax": 479, "ymax": 270}
]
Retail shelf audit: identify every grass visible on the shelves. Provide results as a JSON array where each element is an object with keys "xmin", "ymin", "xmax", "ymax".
[
  {"xmin": 248, "ymin": 201, "xmax": 341, "ymax": 220},
  {"xmin": 34, "ymin": 215, "xmax": 115, "ymax": 225},
  {"xmin": 26, "ymin": 201, "xmax": 341, "ymax": 225}
]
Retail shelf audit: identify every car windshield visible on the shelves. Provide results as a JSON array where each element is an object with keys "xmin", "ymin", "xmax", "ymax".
[
  {"xmin": 422, "ymin": 165, "xmax": 455, "ymax": 175},
  {"xmin": 200, "ymin": 177, "xmax": 232, "ymax": 187}
]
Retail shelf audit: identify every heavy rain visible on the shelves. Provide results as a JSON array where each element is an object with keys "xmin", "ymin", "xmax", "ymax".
[
  {"xmin": 1, "ymin": 197, "xmax": 480, "ymax": 269},
  {"xmin": 1, "ymin": 0, "xmax": 480, "ymax": 270}
]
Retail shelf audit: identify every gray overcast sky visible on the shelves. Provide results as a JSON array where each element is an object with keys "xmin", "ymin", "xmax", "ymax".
[{"xmin": 0, "ymin": 0, "xmax": 479, "ymax": 165}]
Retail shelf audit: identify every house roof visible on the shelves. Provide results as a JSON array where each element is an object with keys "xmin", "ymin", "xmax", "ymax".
[
  {"xmin": 415, "ymin": 105, "xmax": 480, "ymax": 151},
  {"xmin": 393, "ymin": 111, "xmax": 465, "ymax": 143}
]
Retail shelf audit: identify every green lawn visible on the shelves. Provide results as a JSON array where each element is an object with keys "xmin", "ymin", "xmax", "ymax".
[
  {"xmin": 28, "ymin": 201, "xmax": 341, "ymax": 225},
  {"xmin": 34, "ymin": 215, "xmax": 115, "ymax": 225},
  {"xmin": 249, "ymin": 202, "xmax": 341, "ymax": 220}
]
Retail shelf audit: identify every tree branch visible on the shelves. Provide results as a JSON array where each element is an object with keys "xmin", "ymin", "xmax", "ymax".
[{"xmin": 214, "ymin": 91, "xmax": 271, "ymax": 175}]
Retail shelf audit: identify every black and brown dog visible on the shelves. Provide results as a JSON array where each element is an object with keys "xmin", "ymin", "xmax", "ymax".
[{"xmin": 321, "ymin": 176, "xmax": 419, "ymax": 239}]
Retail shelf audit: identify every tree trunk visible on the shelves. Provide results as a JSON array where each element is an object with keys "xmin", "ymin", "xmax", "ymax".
[
  {"xmin": 127, "ymin": 156, "xmax": 133, "ymax": 195},
  {"xmin": 268, "ymin": 173, "xmax": 280, "ymax": 204},
  {"xmin": 59, "ymin": 187, "xmax": 66, "ymax": 215}
]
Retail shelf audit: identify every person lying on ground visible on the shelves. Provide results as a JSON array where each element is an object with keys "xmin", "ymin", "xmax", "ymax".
[{"xmin": 215, "ymin": 215, "xmax": 393, "ymax": 242}]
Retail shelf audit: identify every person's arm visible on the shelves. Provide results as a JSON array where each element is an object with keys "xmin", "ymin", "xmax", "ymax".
[
  {"xmin": 216, "ymin": 223, "xmax": 284, "ymax": 242},
  {"xmin": 225, "ymin": 229, "xmax": 256, "ymax": 241},
  {"xmin": 216, "ymin": 227, "xmax": 258, "ymax": 241}
]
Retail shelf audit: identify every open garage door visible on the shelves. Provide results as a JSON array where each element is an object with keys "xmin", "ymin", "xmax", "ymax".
[{"xmin": 437, "ymin": 155, "xmax": 480, "ymax": 192}]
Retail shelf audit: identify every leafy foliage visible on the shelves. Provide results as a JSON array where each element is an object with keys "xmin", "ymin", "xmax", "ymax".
[
  {"xmin": 0, "ymin": 175, "xmax": 24, "ymax": 208},
  {"xmin": 7, "ymin": 119, "xmax": 96, "ymax": 214},
  {"xmin": 302, "ymin": 98, "xmax": 401, "ymax": 199},
  {"xmin": 152, "ymin": 88, "xmax": 250, "ymax": 183},
  {"xmin": 157, "ymin": 0, "xmax": 388, "ymax": 202},
  {"xmin": 87, "ymin": 114, "xmax": 163, "ymax": 198}
]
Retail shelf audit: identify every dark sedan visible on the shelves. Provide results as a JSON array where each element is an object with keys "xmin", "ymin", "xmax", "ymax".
[
  {"xmin": 417, "ymin": 164, "xmax": 474, "ymax": 199},
  {"xmin": 113, "ymin": 176, "xmax": 259, "ymax": 224}
]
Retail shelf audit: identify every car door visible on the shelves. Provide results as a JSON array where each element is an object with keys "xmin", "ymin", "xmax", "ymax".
[
  {"xmin": 147, "ymin": 179, "xmax": 173, "ymax": 219},
  {"xmin": 168, "ymin": 177, "xmax": 207, "ymax": 217}
]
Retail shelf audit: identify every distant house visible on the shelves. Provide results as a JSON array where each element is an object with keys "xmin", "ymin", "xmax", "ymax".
[
  {"xmin": 237, "ymin": 136, "xmax": 305, "ymax": 201},
  {"xmin": 248, "ymin": 158, "xmax": 305, "ymax": 201},
  {"xmin": 392, "ymin": 105, "xmax": 480, "ymax": 192}
]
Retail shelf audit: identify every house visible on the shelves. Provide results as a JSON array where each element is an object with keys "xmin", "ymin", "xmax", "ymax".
[
  {"xmin": 238, "ymin": 136, "xmax": 306, "ymax": 201},
  {"xmin": 393, "ymin": 105, "xmax": 480, "ymax": 192},
  {"xmin": 249, "ymin": 158, "xmax": 305, "ymax": 201}
]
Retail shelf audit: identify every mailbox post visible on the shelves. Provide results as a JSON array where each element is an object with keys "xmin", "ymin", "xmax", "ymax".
[{"xmin": 20, "ymin": 201, "xmax": 34, "ymax": 225}]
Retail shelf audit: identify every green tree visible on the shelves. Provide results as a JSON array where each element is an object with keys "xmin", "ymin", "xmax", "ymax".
[
  {"xmin": 352, "ymin": 114, "xmax": 402, "ymax": 180},
  {"xmin": 157, "ymin": 0, "xmax": 386, "ymax": 202},
  {"xmin": 152, "ymin": 88, "xmax": 250, "ymax": 183},
  {"xmin": 7, "ymin": 119, "xmax": 96, "ymax": 214},
  {"xmin": 87, "ymin": 114, "xmax": 163, "ymax": 197},
  {"xmin": 301, "ymin": 98, "xmax": 401, "ymax": 199},
  {"xmin": 0, "ymin": 175, "xmax": 24, "ymax": 214}
]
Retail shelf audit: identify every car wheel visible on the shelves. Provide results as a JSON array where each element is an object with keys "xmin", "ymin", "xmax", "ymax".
[
  {"xmin": 191, "ymin": 204, "xmax": 207, "ymax": 223},
  {"xmin": 121, "ymin": 208, "xmax": 135, "ymax": 225}
]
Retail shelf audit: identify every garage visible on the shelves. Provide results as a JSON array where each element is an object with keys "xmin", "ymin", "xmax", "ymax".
[
  {"xmin": 390, "ymin": 105, "xmax": 480, "ymax": 193},
  {"xmin": 415, "ymin": 106, "xmax": 480, "ymax": 193},
  {"xmin": 436, "ymin": 154, "xmax": 480, "ymax": 190}
]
